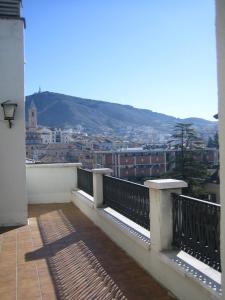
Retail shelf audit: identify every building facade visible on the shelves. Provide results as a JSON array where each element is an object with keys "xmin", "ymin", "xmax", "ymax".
[
  {"xmin": 94, "ymin": 148, "xmax": 219, "ymax": 181},
  {"xmin": 94, "ymin": 149, "xmax": 167, "ymax": 180}
]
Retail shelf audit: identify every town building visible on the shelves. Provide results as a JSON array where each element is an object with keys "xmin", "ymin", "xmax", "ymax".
[
  {"xmin": 94, "ymin": 149, "xmax": 167, "ymax": 179},
  {"xmin": 26, "ymin": 100, "xmax": 76, "ymax": 161},
  {"xmin": 37, "ymin": 127, "xmax": 52, "ymax": 144},
  {"xmin": 94, "ymin": 148, "xmax": 219, "ymax": 181}
]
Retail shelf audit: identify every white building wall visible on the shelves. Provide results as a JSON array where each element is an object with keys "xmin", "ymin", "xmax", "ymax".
[
  {"xmin": 40, "ymin": 132, "xmax": 52, "ymax": 144},
  {"xmin": 216, "ymin": 0, "xmax": 225, "ymax": 295},
  {"xmin": 0, "ymin": 19, "xmax": 27, "ymax": 225},
  {"xmin": 26, "ymin": 163, "xmax": 79, "ymax": 203},
  {"xmin": 62, "ymin": 132, "xmax": 72, "ymax": 144}
]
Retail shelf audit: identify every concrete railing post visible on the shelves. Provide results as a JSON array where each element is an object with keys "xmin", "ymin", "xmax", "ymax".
[
  {"xmin": 92, "ymin": 168, "xmax": 113, "ymax": 208},
  {"xmin": 74, "ymin": 163, "xmax": 82, "ymax": 189},
  {"xmin": 144, "ymin": 179, "xmax": 187, "ymax": 252}
]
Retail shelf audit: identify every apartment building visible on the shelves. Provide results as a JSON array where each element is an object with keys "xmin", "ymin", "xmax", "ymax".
[
  {"xmin": 94, "ymin": 148, "xmax": 218, "ymax": 180},
  {"xmin": 94, "ymin": 149, "xmax": 167, "ymax": 179}
]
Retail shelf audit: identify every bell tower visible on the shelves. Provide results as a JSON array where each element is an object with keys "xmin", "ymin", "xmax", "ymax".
[{"xmin": 29, "ymin": 100, "xmax": 38, "ymax": 129}]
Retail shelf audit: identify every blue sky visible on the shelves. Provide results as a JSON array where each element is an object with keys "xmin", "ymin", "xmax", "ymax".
[{"xmin": 23, "ymin": 1, "xmax": 217, "ymax": 120}]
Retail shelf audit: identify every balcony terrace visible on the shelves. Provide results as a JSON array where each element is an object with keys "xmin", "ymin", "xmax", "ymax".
[
  {"xmin": 0, "ymin": 203, "xmax": 174, "ymax": 300},
  {"xmin": 1, "ymin": 163, "xmax": 216, "ymax": 300}
]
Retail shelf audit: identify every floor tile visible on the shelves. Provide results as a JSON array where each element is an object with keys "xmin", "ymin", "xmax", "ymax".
[{"xmin": 0, "ymin": 203, "xmax": 176, "ymax": 300}]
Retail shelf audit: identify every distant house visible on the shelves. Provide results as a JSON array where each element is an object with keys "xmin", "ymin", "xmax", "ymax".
[{"xmin": 204, "ymin": 168, "xmax": 220, "ymax": 203}]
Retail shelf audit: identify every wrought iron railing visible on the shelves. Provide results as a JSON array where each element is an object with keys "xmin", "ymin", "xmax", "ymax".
[
  {"xmin": 77, "ymin": 168, "xmax": 93, "ymax": 196},
  {"xmin": 103, "ymin": 176, "xmax": 150, "ymax": 230},
  {"xmin": 172, "ymin": 194, "xmax": 221, "ymax": 271}
]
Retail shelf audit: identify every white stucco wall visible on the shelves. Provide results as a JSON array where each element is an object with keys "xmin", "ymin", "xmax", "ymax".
[
  {"xmin": 0, "ymin": 19, "xmax": 27, "ymax": 226},
  {"xmin": 26, "ymin": 163, "xmax": 80, "ymax": 203},
  {"xmin": 216, "ymin": 0, "xmax": 225, "ymax": 296}
]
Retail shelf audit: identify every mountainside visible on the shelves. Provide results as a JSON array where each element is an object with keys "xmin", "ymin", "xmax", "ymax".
[{"xmin": 25, "ymin": 91, "xmax": 217, "ymax": 137}]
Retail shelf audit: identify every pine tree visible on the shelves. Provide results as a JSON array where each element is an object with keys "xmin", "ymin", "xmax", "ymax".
[
  {"xmin": 167, "ymin": 123, "xmax": 209, "ymax": 197},
  {"xmin": 207, "ymin": 132, "xmax": 219, "ymax": 149}
]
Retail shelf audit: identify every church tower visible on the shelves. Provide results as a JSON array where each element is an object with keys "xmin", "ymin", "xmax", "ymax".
[{"xmin": 28, "ymin": 101, "xmax": 38, "ymax": 129}]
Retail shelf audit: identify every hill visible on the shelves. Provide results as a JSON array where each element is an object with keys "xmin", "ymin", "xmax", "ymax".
[{"xmin": 25, "ymin": 91, "xmax": 217, "ymax": 138}]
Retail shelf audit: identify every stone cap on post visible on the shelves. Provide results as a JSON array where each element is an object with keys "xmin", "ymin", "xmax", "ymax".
[
  {"xmin": 144, "ymin": 179, "xmax": 187, "ymax": 252},
  {"xmin": 26, "ymin": 162, "xmax": 83, "ymax": 169},
  {"xmin": 144, "ymin": 179, "xmax": 187, "ymax": 190},
  {"xmin": 92, "ymin": 168, "xmax": 113, "ymax": 175},
  {"xmin": 75, "ymin": 163, "xmax": 83, "ymax": 168}
]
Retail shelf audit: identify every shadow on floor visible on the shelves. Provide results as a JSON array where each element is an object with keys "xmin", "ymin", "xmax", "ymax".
[
  {"xmin": 26, "ymin": 203, "xmax": 174, "ymax": 300},
  {"xmin": 0, "ymin": 226, "xmax": 22, "ymax": 234}
]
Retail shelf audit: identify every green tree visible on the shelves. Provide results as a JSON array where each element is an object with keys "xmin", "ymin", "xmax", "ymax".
[
  {"xmin": 167, "ymin": 123, "xmax": 209, "ymax": 197},
  {"xmin": 207, "ymin": 132, "xmax": 219, "ymax": 149}
]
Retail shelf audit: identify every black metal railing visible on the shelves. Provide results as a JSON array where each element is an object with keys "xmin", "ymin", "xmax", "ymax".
[
  {"xmin": 172, "ymin": 194, "xmax": 221, "ymax": 271},
  {"xmin": 103, "ymin": 176, "xmax": 150, "ymax": 230},
  {"xmin": 77, "ymin": 168, "xmax": 93, "ymax": 196}
]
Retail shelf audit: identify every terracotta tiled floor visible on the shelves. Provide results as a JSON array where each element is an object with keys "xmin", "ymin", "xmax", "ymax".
[{"xmin": 0, "ymin": 203, "xmax": 175, "ymax": 300}]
